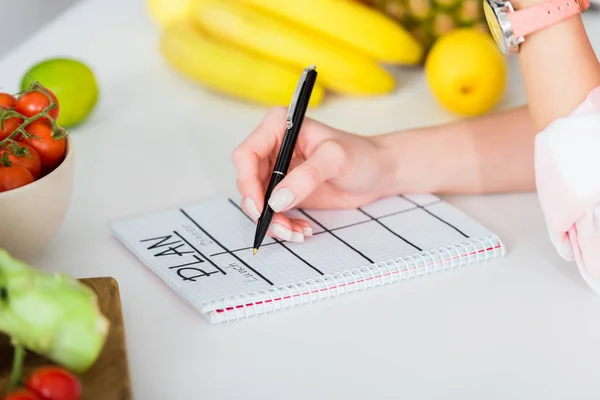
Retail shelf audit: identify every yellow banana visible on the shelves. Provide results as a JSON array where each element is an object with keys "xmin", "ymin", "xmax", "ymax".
[
  {"xmin": 192, "ymin": 1, "xmax": 396, "ymax": 96},
  {"xmin": 159, "ymin": 19, "xmax": 326, "ymax": 107},
  {"xmin": 147, "ymin": 0, "xmax": 194, "ymax": 27},
  {"xmin": 228, "ymin": 0, "xmax": 424, "ymax": 65}
]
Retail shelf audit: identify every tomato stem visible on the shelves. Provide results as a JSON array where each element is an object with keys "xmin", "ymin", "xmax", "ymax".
[
  {"xmin": 7, "ymin": 343, "xmax": 25, "ymax": 392},
  {"xmin": 0, "ymin": 81, "xmax": 67, "ymax": 149},
  {"xmin": 0, "ymin": 153, "xmax": 11, "ymax": 168},
  {"xmin": 6, "ymin": 143, "xmax": 32, "ymax": 159}
]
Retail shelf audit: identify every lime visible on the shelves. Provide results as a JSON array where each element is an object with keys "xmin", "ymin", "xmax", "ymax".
[{"xmin": 20, "ymin": 58, "xmax": 99, "ymax": 127}]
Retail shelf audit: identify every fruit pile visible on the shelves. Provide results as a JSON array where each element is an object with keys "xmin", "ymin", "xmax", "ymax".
[
  {"xmin": 358, "ymin": 0, "xmax": 489, "ymax": 51},
  {"xmin": 149, "ymin": 0, "xmax": 507, "ymax": 117},
  {"xmin": 154, "ymin": 0, "xmax": 425, "ymax": 107},
  {"xmin": 0, "ymin": 249, "xmax": 109, "ymax": 399},
  {"xmin": 0, "ymin": 83, "xmax": 68, "ymax": 193}
]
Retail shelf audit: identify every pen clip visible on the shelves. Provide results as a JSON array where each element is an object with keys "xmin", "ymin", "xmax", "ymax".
[{"xmin": 286, "ymin": 67, "xmax": 312, "ymax": 129}]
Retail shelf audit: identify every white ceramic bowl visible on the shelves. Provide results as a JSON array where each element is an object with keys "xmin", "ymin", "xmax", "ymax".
[{"xmin": 0, "ymin": 136, "xmax": 75, "ymax": 262}]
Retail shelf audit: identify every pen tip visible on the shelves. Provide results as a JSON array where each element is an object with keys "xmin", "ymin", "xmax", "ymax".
[{"xmin": 253, "ymin": 248, "xmax": 258, "ymax": 255}]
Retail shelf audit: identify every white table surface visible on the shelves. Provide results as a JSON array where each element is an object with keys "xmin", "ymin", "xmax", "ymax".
[{"xmin": 1, "ymin": 0, "xmax": 600, "ymax": 398}]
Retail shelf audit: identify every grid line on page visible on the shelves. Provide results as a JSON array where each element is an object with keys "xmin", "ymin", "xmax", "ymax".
[
  {"xmin": 211, "ymin": 198, "xmax": 459, "ymax": 257},
  {"xmin": 357, "ymin": 208, "xmax": 422, "ymax": 251},
  {"xmin": 311, "ymin": 202, "xmax": 439, "ymax": 234},
  {"xmin": 296, "ymin": 209, "xmax": 374, "ymax": 264},
  {"xmin": 179, "ymin": 209, "xmax": 275, "ymax": 285},
  {"xmin": 227, "ymin": 199, "xmax": 325, "ymax": 275},
  {"xmin": 216, "ymin": 199, "xmax": 444, "ymax": 253},
  {"xmin": 182, "ymin": 196, "xmax": 475, "ymax": 286},
  {"xmin": 400, "ymin": 195, "xmax": 469, "ymax": 238},
  {"xmin": 210, "ymin": 242, "xmax": 278, "ymax": 256}
]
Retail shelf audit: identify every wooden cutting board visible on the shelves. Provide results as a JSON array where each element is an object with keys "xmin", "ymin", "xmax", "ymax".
[{"xmin": 0, "ymin": 277, "xmax": 132, "ymax": 399}]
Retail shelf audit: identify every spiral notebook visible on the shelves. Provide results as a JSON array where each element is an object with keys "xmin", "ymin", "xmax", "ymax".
[{"xmin": 111, "ymin": 194, "xmax": 505, "ymax": 324}]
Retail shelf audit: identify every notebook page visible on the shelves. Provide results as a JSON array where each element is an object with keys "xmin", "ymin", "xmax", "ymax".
[{"xmin": 111, "ymin": 194, "xmax": 501, "ymax": 315}]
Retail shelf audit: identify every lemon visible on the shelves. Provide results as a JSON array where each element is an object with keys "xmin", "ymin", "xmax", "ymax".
[
  {"xmin": 424, "ymin": 28, "xmax": 507, "ymax": 117},
  {"xmin": 147, "ymin": 0, "xmax": 194, "ymax": 27},
  {"xmin": 20, "ymin": 58, "xmax": 99, "ymax": 127}
]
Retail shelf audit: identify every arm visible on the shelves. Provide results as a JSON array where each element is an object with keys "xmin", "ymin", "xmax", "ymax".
[
  {"xmin": 508, "ymin": 5, "xmax": 600, "ymax": 281},
  {"xmin": 515, "ymin": 7, "xmax": 600, "ymax": 129},
  {"xmin": 374, "ymin": 105, "xmax": 537, "ymax": 195},
  {"xmin": 233, "ymin": 104, "xmax": 537, "ymax": 241}
]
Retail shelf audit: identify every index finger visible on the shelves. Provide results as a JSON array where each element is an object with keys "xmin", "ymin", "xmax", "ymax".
[{"xmin": 231, "ymin": 107, "xmax": 288, "ymax": 213}]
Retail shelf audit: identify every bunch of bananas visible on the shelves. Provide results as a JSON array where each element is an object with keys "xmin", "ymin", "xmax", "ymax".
[{"xmin": 151, "ymin": 0, "xmax": 425, "ymax": 107}]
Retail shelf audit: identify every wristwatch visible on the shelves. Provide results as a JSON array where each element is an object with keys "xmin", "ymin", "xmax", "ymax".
[{"xmin": 483, "ymin": 0, "xmax": 591, "ymax": 54}]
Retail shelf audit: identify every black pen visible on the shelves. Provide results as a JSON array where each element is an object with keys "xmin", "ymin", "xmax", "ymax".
[{"xmin": 253, "ymin": 65, "xmax": 318, "ymax": 255}]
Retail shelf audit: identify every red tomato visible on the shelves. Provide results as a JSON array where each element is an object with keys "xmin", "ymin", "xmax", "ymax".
[
  {"xmin": 0, "ymin": 142, "xmax": 42, "ymax": 179},
  {"xmin": 0, "ymin": 164, "xmax": 34, "ymax": 192},
  {"xmin": 0, "ymin": 117, "xmax": 24, "ymax": 141},
  {"xmin": 20, "ymin": 120, "xmax": 66, "ymax": 170},
  {"xmin": 3, "ymin": 388, "xmax": 43, "ymax": 400},
  {"xmin": 26, "ymin": 367, "xmax": 82, "ymax": 400},
  {"xmin": 0, "ymin": 93, "xmax": 16, "ymax": 109},
  {"xmin": 15, "ymin": 90, "xmax": 59, "ymax": 121}
]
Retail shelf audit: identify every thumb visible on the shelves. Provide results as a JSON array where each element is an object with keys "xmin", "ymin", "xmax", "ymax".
[{"xmin": 267, "ymin": 140, "xmax": 347, "ymax": 213}]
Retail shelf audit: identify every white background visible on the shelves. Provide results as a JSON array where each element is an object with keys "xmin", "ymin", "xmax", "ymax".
[
  {"xmin": 0, "ymin": 0, "xmax": 77, "ymax": 57},
  {"xmin": 1, "ymin": 0, "xmax": 600, "ymax": 399}
]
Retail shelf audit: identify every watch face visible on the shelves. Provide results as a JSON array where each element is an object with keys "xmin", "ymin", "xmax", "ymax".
[{"xmin": 483, "ymin": 0, "xmax": 508, "ymax": 53}]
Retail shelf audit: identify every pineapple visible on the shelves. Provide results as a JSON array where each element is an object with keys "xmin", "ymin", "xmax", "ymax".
[{"xmin": 360, "ymin": 0, "xmax": 489, "ymax": 51}]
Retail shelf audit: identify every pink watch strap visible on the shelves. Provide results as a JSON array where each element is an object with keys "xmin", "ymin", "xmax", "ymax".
[{"xmin": 509, "ymin": 0, "xmax": 590, "ymax": 38}]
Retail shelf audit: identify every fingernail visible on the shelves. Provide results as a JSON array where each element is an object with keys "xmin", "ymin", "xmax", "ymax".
[
  {"xmin": 269, "ymin": 223, "xmax": 292, "ymax": 241},
  {"xmin": 268, "ymin": 188, "xmax": 295, "ymax": 212},
  {"xmin": 290, "ymin": 231, "xmax": 304, "ymax": 243},
  {"xmin": 303, "ymin": 227, "xmax": 313, "ymax": 237},
  {"xmin": 244, "ymin": 198, "xmax": 260, "ymax": 221}
]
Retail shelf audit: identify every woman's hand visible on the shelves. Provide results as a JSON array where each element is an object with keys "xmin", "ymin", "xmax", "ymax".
[
  {"xmin": 231, "ymin": 106, "xmax": 391, "ymax": 242},
  {"xmin": 232, "ymin": 104, "xmax": 539, "ymax": 243}
]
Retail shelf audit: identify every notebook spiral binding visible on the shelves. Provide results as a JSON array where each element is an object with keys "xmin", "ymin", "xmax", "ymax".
[{"xmin": 206, "ymin": 235, "xmax": 505, "ymax": 324}]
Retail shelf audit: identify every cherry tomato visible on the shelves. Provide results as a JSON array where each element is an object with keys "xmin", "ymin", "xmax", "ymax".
[
  {"xmin": 0, "ymin": 142, "xmax": 42, "ymax": 179},
  {"xmin": 3, "ymin": 388, "xmax": 43, "ymax": 400},
  {"xmin": 0, "ymin": 164, "xmax": 35, "ymax": 192},
  {"xmin": 26, "ymin": 367, "xmax": 82, "ymax": 400},
  {"xmin": 0, "ymin": 93, "xmax": 16, "ymax": 109},
  {"xmin": 0, "ymin": 117, "xmax": 24, "ymax": 141},
  {"xmin": 20, "ymin": 120, "xmax": 66, "ymax": 170},
  {"xmin": 15, "ymin": 90, "xmax": 59, "ymax": 121}
]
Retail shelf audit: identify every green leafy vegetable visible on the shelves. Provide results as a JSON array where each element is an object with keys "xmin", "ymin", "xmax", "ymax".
[{"xmin": 0, "ymin": 249, "xmax": 109, "ymax": 377}]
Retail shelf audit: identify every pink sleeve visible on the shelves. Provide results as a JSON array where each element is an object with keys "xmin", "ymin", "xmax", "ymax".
[{"xmin": 534, "ymin": 85, "xmax": 600, "ymax": 292}]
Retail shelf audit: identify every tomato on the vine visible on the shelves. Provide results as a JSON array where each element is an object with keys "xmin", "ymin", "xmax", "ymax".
[
  {"xmin": 0, "ymin": 142, "xmax": 42, "ymax": 179},
  {"xmin": 15, "ymin": 90, "xmax": 59, "ymax": 121},
  {"xmin": 20, "ymin": 120, "xmax": 66, "ymax": 170},
  {"xmin": 0, "ymin": 164, "xmax": 34, "ymax": 192},
  {"xmin": 0, "ymin": 93, "xmax": 16, "ymax": 110},
  {"xmin": 2, "ymin": 388, "xmax": 43, "ymax": 400},
  {"xmin": 26, "ymin": 367, "xmax": 82, "ymax": 400},
  {"xmin": 0, "ymin": 117, "xmax": 24, "ymax": 141}
]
